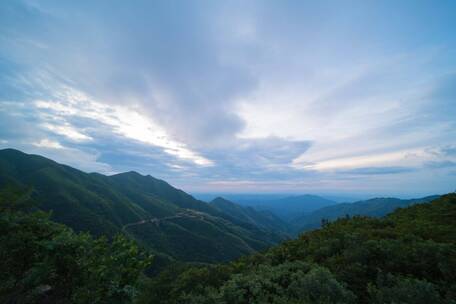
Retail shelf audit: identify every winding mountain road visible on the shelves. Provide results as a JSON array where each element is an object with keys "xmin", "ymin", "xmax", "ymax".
[{"xmin": 121, "ymin": 211, "xmax": 205, "ymax": 231}]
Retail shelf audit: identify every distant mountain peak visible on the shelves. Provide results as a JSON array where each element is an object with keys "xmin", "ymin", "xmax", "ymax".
[
  {"xmin": 112, "ymin": 170, "xmax": 143, "ymax": 177},
  {"xmin": 211, "ymin": 197, "xmax": 232, "ymax": 204}
]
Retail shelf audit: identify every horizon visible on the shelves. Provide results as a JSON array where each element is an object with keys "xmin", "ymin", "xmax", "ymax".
[
  {"xmin": 1, "ymin": 147, "xmax": 449, "ymax": 201},
  {"xmin": 191, "ymin": 192, "xmax": 444, "ymax": 203},
  {"xmin": 1, "ymin": 1, "xmax": 456, "ymax": 196}
]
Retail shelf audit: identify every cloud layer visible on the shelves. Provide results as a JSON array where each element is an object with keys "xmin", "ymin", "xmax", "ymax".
[{"xmin": 1, "ymin": 0, "xmax": 456, "ymax": 196}]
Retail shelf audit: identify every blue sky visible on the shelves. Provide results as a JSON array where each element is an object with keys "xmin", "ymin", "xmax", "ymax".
[{"xmin": 1, "ymin": 0, "xmax": 455, "ymax": 196}]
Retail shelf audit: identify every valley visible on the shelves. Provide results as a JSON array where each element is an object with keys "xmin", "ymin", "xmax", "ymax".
[{"xmin": 1, "ymin": 149, "xmax": 455, "ymax": 303}]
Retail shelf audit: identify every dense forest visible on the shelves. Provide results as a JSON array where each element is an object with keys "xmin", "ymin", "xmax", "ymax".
[
  {"xmin": 137, "ymin": 193, "xmax": 456, "ymax": 304},
  {"xmin": 1, "ymin": 150, "xmax": 455, "ymax": 303},
  {"xmin": 2, "ymin": 184, "xmax": 455, "ymax": 303}
]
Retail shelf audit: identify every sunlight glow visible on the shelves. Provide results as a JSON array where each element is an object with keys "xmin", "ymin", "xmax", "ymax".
[
  {"xmin": 33, "ymin": 139, "xmax": 64, "ymax": 149},
  {"xmin": 35, "ymin": 87, "xmax": 213, "ymax": 166}
]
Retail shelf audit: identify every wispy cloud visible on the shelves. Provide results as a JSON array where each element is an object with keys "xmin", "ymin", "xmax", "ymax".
[
  {"xmin": 0, "ymin": 0, "xmax": 455, "ymax": 195},
  {"xmin": 33, "ymin": 138, "xmax": 64, "ymax": 149},
  {"xmin": 40, "ymin": 122, "xmax": 92, "ymax": 142},
  {"xmin": 33, "ymin": 85, "xmax": 214, "ymax": 166},
  {"xmin": 293, "ymin": 149, "xmax": 429, "ymax": 172},
  {"xmin": 338, "ymin": 167, "xmax": 416, "ymax": 175}
]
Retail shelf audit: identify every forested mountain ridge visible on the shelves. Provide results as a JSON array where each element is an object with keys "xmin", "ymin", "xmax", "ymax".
[
  {"xmin": 1, "ymin": 148, "xmax": 455, "ymax": 303},
  {"xmin": 291, "ymin": 195, "xmax": 440, "ymax": 233},
  {"xmin": 210, "ymin": 197, "xmax": 291, "ymax": 235},
  {"xmin": 247, "ymin": 194, "xmax": 337, "ymax": 220},
  {"xmin": 140, "ymin": 193, "xmax": 456, "ymax": 304},
  {"xmin": 0, "ymin": 148, "xmax": 285, "ymax": 263}
]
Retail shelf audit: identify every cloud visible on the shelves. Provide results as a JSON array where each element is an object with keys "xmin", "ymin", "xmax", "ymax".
[
  {"xmin": 425, "ymin": 160, "xmax": 456, "ymax": 169},
  {"xmin": 41, "ymin": 123, "xmax": 92, "ymax": 142},
  {"xmin": 440, "ymin": 145, "xmax": 456, "ymax": 156},
  {"xmin": 0, "ymin": 0, "xmax": 258, "ymax": 148},
  {"xmin": 339, "ymin": 166, "xmax": 416, "ymax": 175},
  {"xmin": 0, "ymin": 0, "xmax": 456, "ymax": 194},
  {"xmin": 292, "ymin": 149, "xmax": 428, "ymax": 172},
  {"xmin": 30, "ymin": 146, "xmax": 114, "ymax": 174},
  {"xmin": 198, "ymin": 137, "xmax": 312, "ymax": 180},
  {"xmin": 33, "ymin": 139, "xmax": 63, "ymax": 149},
  {"xmin": 4, "ymin": 81, "xmax": 214, "ymax": 166}
]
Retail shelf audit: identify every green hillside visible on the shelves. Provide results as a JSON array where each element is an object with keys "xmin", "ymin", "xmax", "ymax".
[
  {"xmin": 139, "ymin": 194, "xmax": 456, "ymax": 304},
  {"xmin": 291, "ymin": 195, "xmax": 439, "ymax": 233},
  {"xmin": 252, "ymin": 194, "xmax": 337, "ymax": 220},
  {"xmin": 0, "ymin": 149, "xmax": 284, "ymax": 263},
  {"xmin": 210, "ymin": 197, "xmax": 291, "ymax": 235}
]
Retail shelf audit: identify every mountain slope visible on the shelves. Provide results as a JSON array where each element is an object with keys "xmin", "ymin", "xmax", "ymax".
[
  {"xmin": 141, "ymin": 194, "xmax": 456, "ymax": 304},
  {"xmin": 252, "ymin": 194, "xmax": 337, "ymax": 220},
  {"xmin": 291, "ymin": 195, "xmax": 440, "ymax": 232},
  {"xmin": 210, "ymin": 197, "xmax": 291, "ymax": 235},
  {"xmin": 0, "ymin": 148, "xmax": 284, "ymax": 262}
]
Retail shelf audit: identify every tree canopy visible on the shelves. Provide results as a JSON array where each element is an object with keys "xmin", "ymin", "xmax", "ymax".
[
  {"xmin": 0, "ymin": 186, "xmax": 152, "ymax": 304},
  {"xmin": 138, "ymin": 194, "xmax": 456, "ymax": 304}
]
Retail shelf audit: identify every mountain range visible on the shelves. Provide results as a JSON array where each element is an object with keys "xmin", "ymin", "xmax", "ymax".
[
  {"xmin": 251, "ymin": 194, "xmax": 338, "ymax": 220},
  {"xmin": 0, "ymin": 148, "xmax": 285, "ymax": 263},
  {"xmin": 145, "ymin": 193, "xmax": 456, "ymax": 303},
  {"xmin": 0, "ymin": 148, "xmax": 444, "ymax": 263},
  {"xmin": 199, "ymin": 193, "xmax": 339, "ymax": 220},
  {"xmin": 210, "ymin": 197, "xmax": 290, "ymax": 235},
  {"xmin": 207, "ymin": 193, "xmax": 441, "ymax": 235},
  {"xmin": 290, "ymin": 195, "xmax": 440, "ymax": 232}
]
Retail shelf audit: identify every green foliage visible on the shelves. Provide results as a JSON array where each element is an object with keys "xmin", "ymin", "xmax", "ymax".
[
  {"xmin": 211, "ymin": 263, "xmax": 355, "ymax": 304},
  {"xmin": 0, "ymin": 196, "xmax": 152, "ymax": 304},
  {"xmin": 140, "ymin": 194, "xmax": 456, "ymax": 304},
  {"xmin": 139, "ymin": 262, "xmax": 355, "ymax": 304},
  {"xmin": 367, "ymin": 274, "xmax": 442, "ymax": 304}
]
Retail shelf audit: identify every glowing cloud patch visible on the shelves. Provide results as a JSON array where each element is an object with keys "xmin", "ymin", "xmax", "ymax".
[
  {"xmin": 34, "ymin": 87, "xmax": 213, "ymax": 166},
  {"xmin": 293, "ymin": 149, "xmax": 433, "ymax": 172},
  {"xmin": 41, "ymin": 123, "xmax": 92, "ymax": 142},
  {"xmin": 33, "ymin": 139, "xmax": 64, "ymax": 149}
]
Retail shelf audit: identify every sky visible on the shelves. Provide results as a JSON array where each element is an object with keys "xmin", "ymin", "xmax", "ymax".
[{"xmin": 1, "ymin": 0, "xmax": 456, "ymax": 197}]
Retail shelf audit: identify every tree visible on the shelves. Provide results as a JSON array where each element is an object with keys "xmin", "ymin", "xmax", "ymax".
[
  {"xmin": 368, "ymin": 274, "xmax": 442, "ymax": 304},
  {"xmin": 0, "ymin": 189, "xmax": 152, "ymax": 304},
  {"xmin": 176, "ymin": 262, "xmax": 355, "ymax": 304}
]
